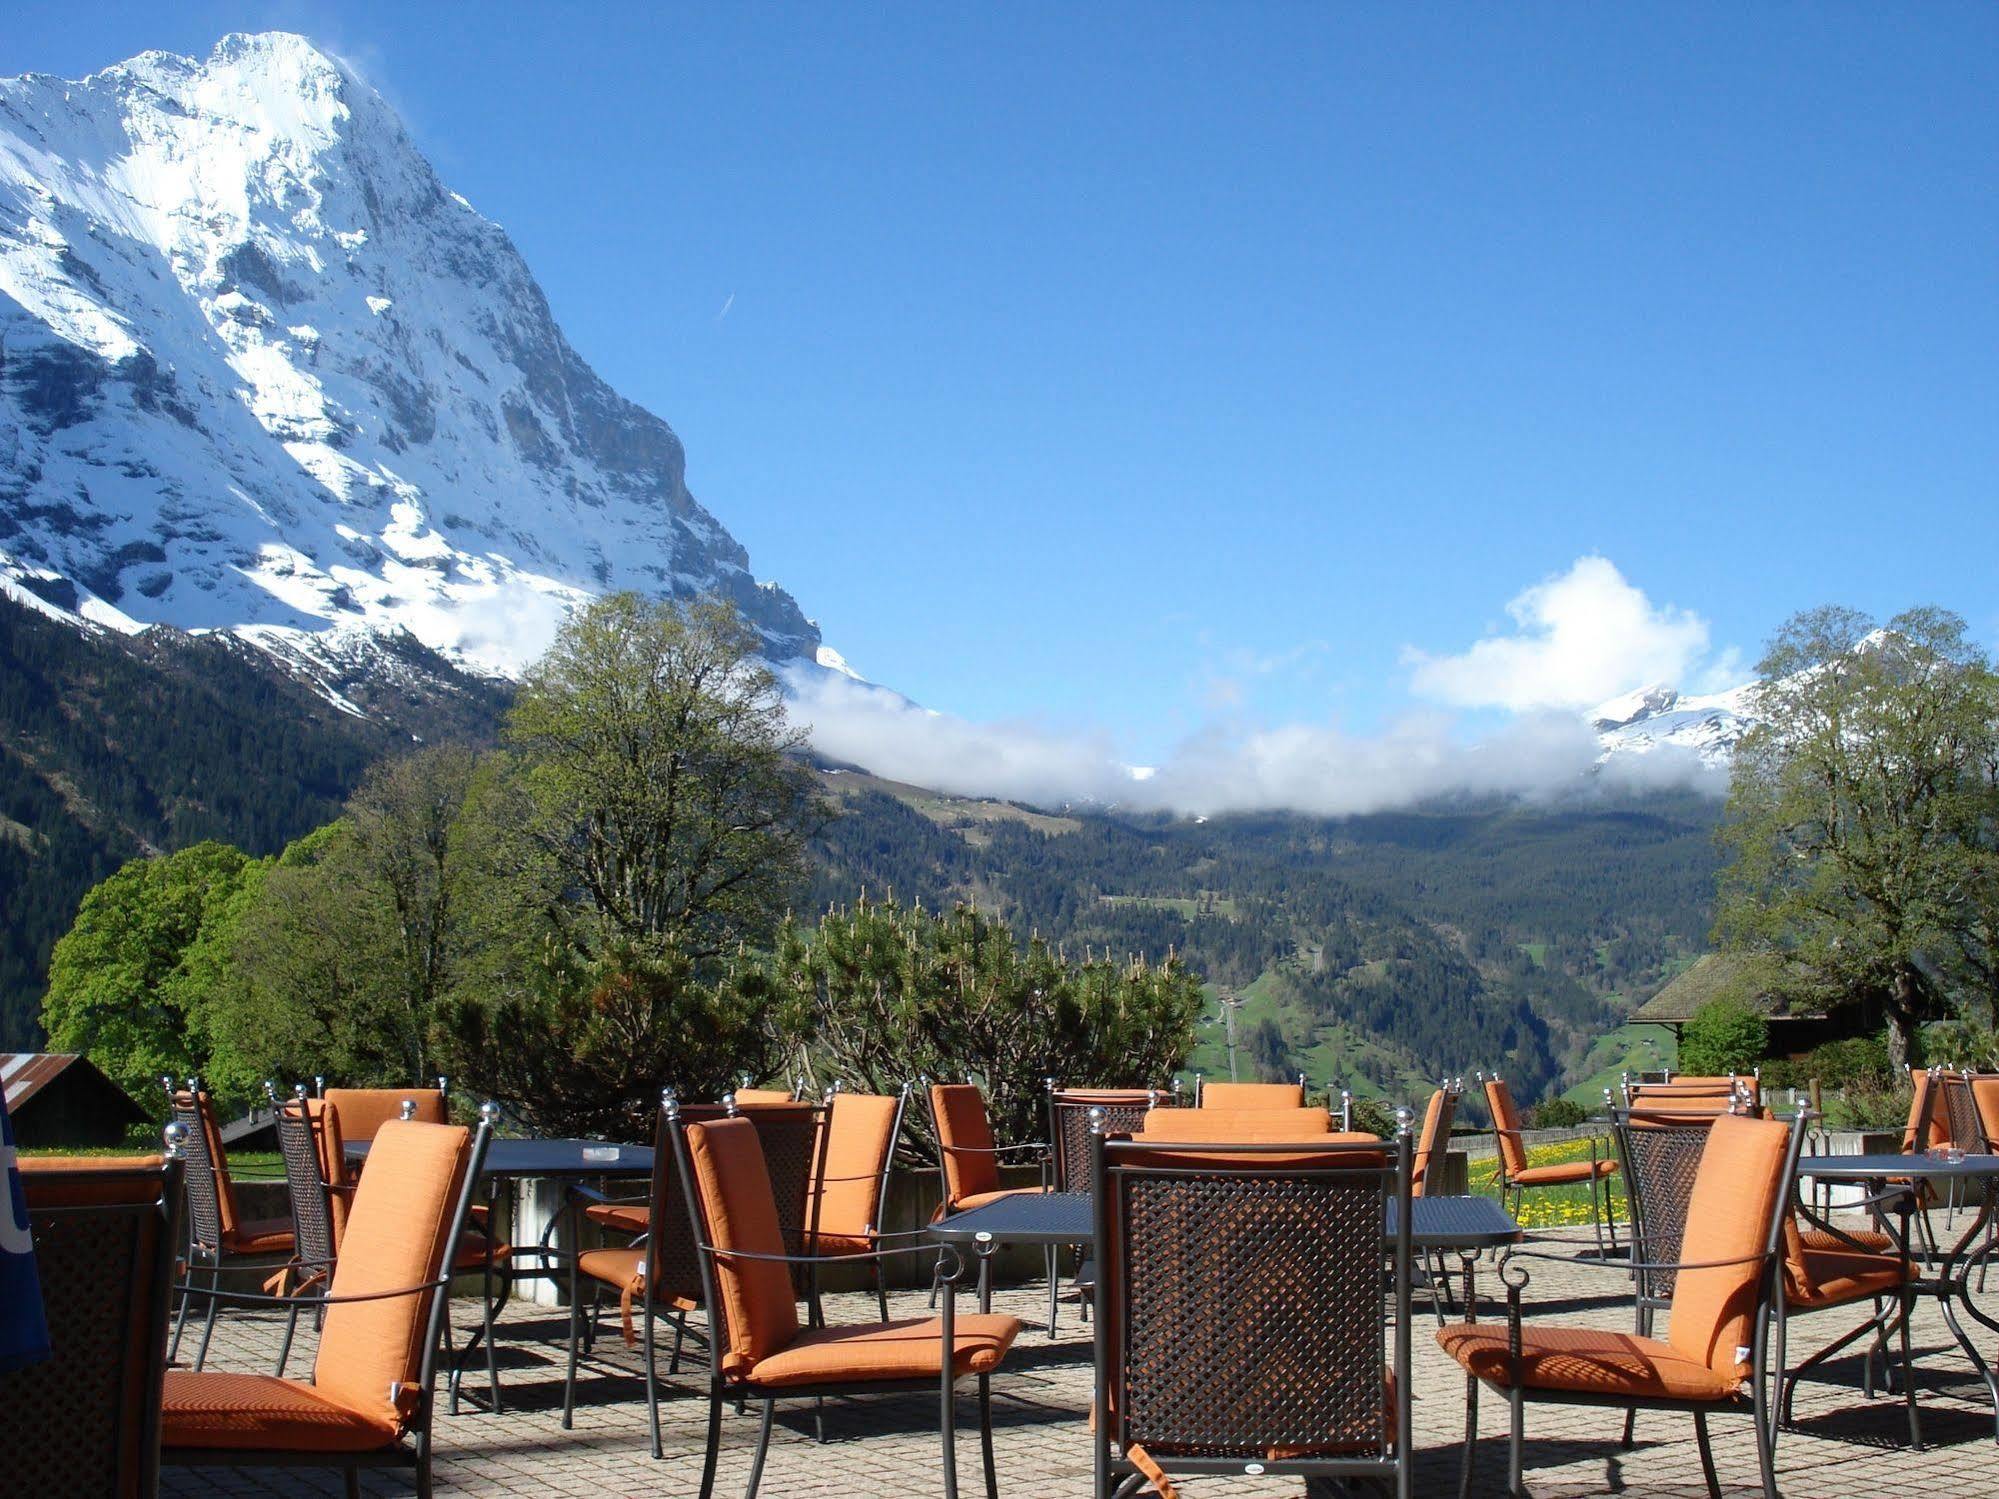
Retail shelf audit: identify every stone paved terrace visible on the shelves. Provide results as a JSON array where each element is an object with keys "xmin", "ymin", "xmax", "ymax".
[{"xmin": 163, "ymin": 1226, "xmax": 1999, "ymax": 1498}]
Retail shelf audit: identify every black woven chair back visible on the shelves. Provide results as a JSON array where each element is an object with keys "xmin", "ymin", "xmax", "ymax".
[
  {"xmin": 1940, "ymin": 1071, "xmax": 1987, "ymax": 1153},
  {"xmin": 1092, "ymin": 1133, "xmax": 1412, "ymax": 1482},
  {"xmin": 166, "ymin": 1087, "xmax": 224, "ymax": 1255},
  {"xmin": 0, "ymin": 1156, "xmax": 181, "ymax": 1498},
  {"xmin": 1612, "ymin": 1106, "xmax": 1720, "ymax": 1303},
  {"xmin": 275, "ymin": 1097, "xmax": 338, "ymax": 1277},
  {"xmin": 1050, "ymin": 1089, "xmax": 1164, "ymax": 1194},
  {"xmin": 647, "ymin": 1098, "xmax": 828, "ymax": 1301}
]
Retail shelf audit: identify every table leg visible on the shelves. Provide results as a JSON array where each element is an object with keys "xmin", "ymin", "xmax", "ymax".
[
  {"xmin": 975, "ymin": 1233, "xmax": 995, "ymax": 1316},
  {"xmin": 1919, "ymin": 1196, "xmax": 1999, "ymax": 1442}
]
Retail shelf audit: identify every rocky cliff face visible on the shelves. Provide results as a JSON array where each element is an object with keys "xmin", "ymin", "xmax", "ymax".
[{"xmin": 0, "ymin": 31, "xmax": 817, "ymax": 684}]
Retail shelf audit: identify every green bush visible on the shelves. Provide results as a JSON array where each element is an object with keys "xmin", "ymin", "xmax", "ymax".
[
  {"xmin": 1528, "ymin": 1097, "xmax": 1588, "ymax": 1129},
  {"xmin": 1762, "ymin": 1034, "xmax": 1891, "ymax": 1092},
  {"xmin": 768, "ymin": 896, "xmax": 1204, "ymax": 1148},
  {"xmin": 1677, "ymin": 997, "xmax": 1769, "ymax": 1077}
]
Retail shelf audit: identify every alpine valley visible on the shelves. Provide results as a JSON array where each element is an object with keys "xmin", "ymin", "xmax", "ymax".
[{"xmin": 0, "ymin": 34, "xmax": 1746, "ymax": 1098}]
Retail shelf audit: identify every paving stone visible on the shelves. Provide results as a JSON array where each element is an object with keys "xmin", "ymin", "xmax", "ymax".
[{"xmin": 161, "ymin": 1221, "xmax": 1999, "ymax": 1496}]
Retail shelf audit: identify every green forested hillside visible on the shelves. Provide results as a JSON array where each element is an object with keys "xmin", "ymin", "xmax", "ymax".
[
  {"xmin": 807, "ymin": 772, "xmax": 1722, "ymax": 1104},
  {"xmin": 0, "ymin": 596, "xmax": 509, "ymax": 1044}
]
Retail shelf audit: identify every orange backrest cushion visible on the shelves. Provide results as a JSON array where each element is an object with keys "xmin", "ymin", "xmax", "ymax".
[
  {"xmin": 734, "ymin": 1088, "xmax": 795, "ymax": 1104},
  {"xmin": 185, "ymin": 1091, "xmax": 243, "ymax": 1238},
  {"xmin": 312, "ymin": 1119, "xmax": 471, "ymax": 1427},
  {"xmin": 1138, "ymin": 1108, "xmax": 1336, "ymax": 1142},
  {"xmin": 931, "ymin": 1084, "xmax": 999, "ymax": 1205},
  {"xmin": 813, "ymin": 1093, "xmax": 899, "ymax": 1239},
  {"xmin": 323, "ymin": 1088, "xmax": 446, "ymax": 1145},
  {"xmin": 684, "ymin": 1118, "xmax": 801, "ymax": 1378},
  {"xmin": 308, "ymin": 1098, "xmax": 353, "ymax": 1244},
  {"xmin": 1412, "ymin": 1088, "xmax": 1456, "ymax": 1198},
  {"xmin": 1971, "ymin": 1077, "xmax": 1999, "ymax": 1149},
  {"xmin": 1668, "ymin": 1113, "xmax": 1789, "ymax": 1382},
  {"xmin": 1901, "ymin": 1071, "xmax": 1939, "ymax": 1153},
  {"xmin": 1484, "ymin": 1079, "xmax": 1528, "ymax": 1177},
  {"xmin": 1199, "ymin": 1080, "xmax": 1306, "ymax": 1110}
]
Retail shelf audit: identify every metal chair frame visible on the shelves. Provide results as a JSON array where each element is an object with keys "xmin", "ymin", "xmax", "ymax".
[
  {"xmin": 1045, "ymin": 1083, "xmax": 1172, "ymax": 1335},
  {"xmin": 2, "ymin": 1150, "xmax": 184, "ymax": 1498},
  {"xmin": 1453, "ymin": 1111, "xmax": 1807, "ymax": 1499},
  {"xmin": 160, "ymin": 1111, "xmax": 495, "ymax": 1499},
  {"xmin": 164, "ymin": 1079, "xmax": 289, "ymax": 1371},
  {"xmin": 665, "ymin": 1095, "xmax": 1000, "ymax": 1499},
  {"xmin": 562, "ymin": 1093, "xmax": 832, "ymax": 1457},
  {"xmin": 1089, "ymin": 1119, "xmax": 1417, "ymax": 1498},
  {"xmin": 806, "ymin": 1081, "xmax": 911, "ymax": 1326},
  {"xmin": 1479, "ymin": 1073, "xmax": 1619, "ymax": 1261},
  {"xmin": 922, "ymin": 1078, "xmax": 1054, "ymax": 1329}
]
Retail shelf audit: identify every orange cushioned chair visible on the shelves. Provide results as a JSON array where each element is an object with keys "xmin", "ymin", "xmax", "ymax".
[
  {"xmin": 1439, "ymin": 1110, "xmax": 1805, "ymax": 1499},
  {"xmin": 926, "ymin": 1081, "xmax": 1051, "ymax": 1215},
  {"xmin": 160, "ymin": 1113, "xmax": 491, "ymax": 1499},
  {"xmin": 671, "ymin": 1103, "xmax": 1020, "ymax": 1499},
  {"xmin": 1196, "ymin": 1075, "xmax": 1307, "ymax": 1109},
  {"xmin": 165, "ymin": 1082, "xmax": 296, "ymax": 1370},
  {"xmin": 805, "ymin": 1085, "xmax": 909, "ymax": 1324},
  {"xmin": 273, "ymin": 1092, "xmax": 512, "ymax": 1414},
  {"xmin": 1768, "ymin": 1198, "xmax": 1918, "ymax": 1453},
  {"xmin": 564, "ymin": 1095, "xmax": 827, "ymax": 1457},
  {"xmin": 3, "ymin": 1153, "xmax": 182, "ymax": 1499},
  {"xmin": 1482, "ymin": 1073, "xmax": 1620, "ymax": 1259}
]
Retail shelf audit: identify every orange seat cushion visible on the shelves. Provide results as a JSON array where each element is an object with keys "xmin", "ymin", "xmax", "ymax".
[
  {"xmin": 224, "ymin": 1217, "xmax": 297, "ymax": 1254},
  {"xmin": 947, "ymin": 1186, "xmax": 1050, "ymax": 1213},
  {"xmin": 574, "ymin": 1246, "xmax": 697, "ymax": 1312},
  {"xmin": 453, "ymin": 1231, "xmax": 511, "ymax": 1269},
  {"xmin": 1787, "ymin": 1248, "xmax": 1913, "ymax": 1309},
  {"xmin": 161, "ymin": 1370, "xmax": 399, "ymax": 1453},
  {"xmin": 1510, "ymin": 1159, "xmax": 1618, "ymax": 1187},
  {"xmin": 1800, "ymin": 1226, "xmax": 1895, "ymax": 1255},
  {"xmin": 585, "ymin": 1202, "xmax": 651, "ymax": 1236},
  {"xmin": 808, "ymin": 1229, "xmax": 879, "ymax": 1256},
  {"xmin": 747, "ymin": 1313, "xmax": 1020, "ymax": 1388},
  {"xmin": 1437, "ymin": 1324, "xmax": 1738, "ymax": 1401}
]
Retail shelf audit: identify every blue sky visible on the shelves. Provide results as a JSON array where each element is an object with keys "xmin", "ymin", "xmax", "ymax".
[{"xmin": 9, "ymin": 3, "xmax": 1995, "ymax": 773}]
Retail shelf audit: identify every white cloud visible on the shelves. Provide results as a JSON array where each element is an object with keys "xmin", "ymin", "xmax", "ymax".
[
  {"xmin": 1404, "ymin": 556, "xmax": 1714, "ymax": 713},
  {"xmin": 781, "ymin": 664, "xmax": 1724, "ymax": 819},
  {"xmin": 783, "ymin": 668, "xmax": 1135, "ymax": 807},
  {"xmin": 780, "ymin": 555, "xmax": 1739, "ymax": 818}
]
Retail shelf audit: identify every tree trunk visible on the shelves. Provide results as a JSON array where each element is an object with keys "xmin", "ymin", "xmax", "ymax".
[{"xmin": 1885, "ymin": 968, "xmax": 1922, "ymax": 1074}]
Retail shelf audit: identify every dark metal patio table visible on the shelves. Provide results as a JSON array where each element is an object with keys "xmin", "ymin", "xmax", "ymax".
[
  {"xmin": 1796, "ymin": 1151, "xmax": 1999, "ymax": 1443},
  {"xmin": 928, "ymin": 1190, "xmax": 1521, "ymax": 1314}
]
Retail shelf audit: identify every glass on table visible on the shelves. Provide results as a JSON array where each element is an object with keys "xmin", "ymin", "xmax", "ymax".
[{"xmin": 1927, "ymin": 1143, "xmax": 1966, "ymax": 1166}]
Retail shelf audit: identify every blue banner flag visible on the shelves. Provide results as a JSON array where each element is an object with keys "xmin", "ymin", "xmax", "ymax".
[{"xmin": 0, "ymin": 1087, "xmax": 49, "ymax": 1371}]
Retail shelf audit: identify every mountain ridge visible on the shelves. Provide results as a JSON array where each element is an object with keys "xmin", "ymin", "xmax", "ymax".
[{"xmin": 0, "ymin": 31, "xmax": 816, "ymax": 689}]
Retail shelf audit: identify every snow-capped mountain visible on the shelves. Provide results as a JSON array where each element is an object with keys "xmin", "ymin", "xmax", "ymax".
[
  {"xmin": 0, "ymin": 32, "xmax": 816, "ymax": 687},
  {"xmin": 1590, "ymin": 679, "xmax": 1757, "ymax": 766}
]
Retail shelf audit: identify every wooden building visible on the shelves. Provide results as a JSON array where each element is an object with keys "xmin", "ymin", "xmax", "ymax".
[{"xmin": 1, "ymin": 1053, "xmax": 149, "ymax": 1148}]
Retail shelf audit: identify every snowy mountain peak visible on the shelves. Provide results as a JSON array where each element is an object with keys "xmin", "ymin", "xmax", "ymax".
[
  {"xmin": 0, "ymin": 32, "xmax": 817, "ymax": 682},
  {"xmin": 1591, "ymin": 678, "xmax": 1757, "ymax": 767}
]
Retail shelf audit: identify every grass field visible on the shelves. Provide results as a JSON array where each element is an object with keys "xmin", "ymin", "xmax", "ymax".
[{"xmin": 1467, "ymin": 1133, "xmax": 1628, "ymax": 1229}]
